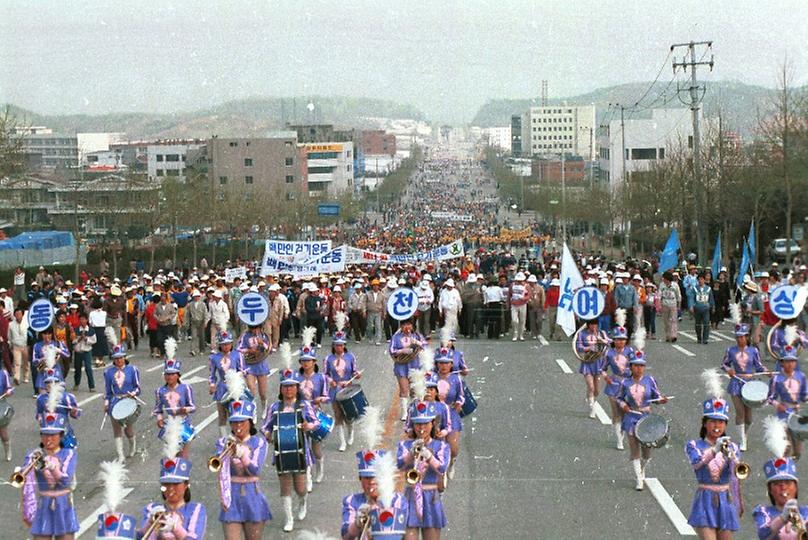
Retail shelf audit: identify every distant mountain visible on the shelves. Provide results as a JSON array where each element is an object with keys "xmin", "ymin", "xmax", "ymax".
[
  {"xmin": 471, "ymin": 80, "xmax": 802, "ymax": 136},
  {"xmin": 3, "ymin": 97, "xmax": 426, "ymax": 139}
]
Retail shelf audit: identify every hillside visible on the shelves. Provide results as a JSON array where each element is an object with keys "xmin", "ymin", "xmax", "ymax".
[
  {"xmin": 4, "ymin": 97, "xmax": 426, "ymax": 139},
  {"xmin": 471, "ymin": 80, "xmax": 801, "ymax": 136}
]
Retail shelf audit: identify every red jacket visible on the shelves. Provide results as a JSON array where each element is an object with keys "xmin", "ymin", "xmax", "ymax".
[{"xmin": 545, "ymin": 286, "xmax": 560, "ymax": 308}]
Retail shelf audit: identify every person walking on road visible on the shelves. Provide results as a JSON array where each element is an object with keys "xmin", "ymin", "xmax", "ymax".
[
  {"xmin": 659, "ymin": 271, "xmax": 682, "ymax": 343},
  {"xmin": 689, "ymin": 272, "xmax": 715, "ymax": 344}
]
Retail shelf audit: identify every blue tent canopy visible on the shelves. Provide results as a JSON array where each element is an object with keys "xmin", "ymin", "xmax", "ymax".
[{"xmin": 0, "ymin": 231, "xmax": 75, "ymax": 251}]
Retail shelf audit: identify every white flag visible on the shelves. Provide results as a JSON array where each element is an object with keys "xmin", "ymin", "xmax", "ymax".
[{"xmin": 556, "ymin": 242, "xmax": 584, "ymax": 337}]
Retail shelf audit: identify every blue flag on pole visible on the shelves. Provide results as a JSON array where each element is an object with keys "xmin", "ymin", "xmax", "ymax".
[
  {"xmin": 658, "ymin": 229, "xmax": 680, "ymax": 273},
  {"xmin": 736, "ymin": 240, "xmax": 750, "ymax": 289},
  {"xmin": 748, "ymin": 221, "xmax": 756, "ymax": 265},
  {"xmin": 711, "ymin": 233, "xmax": 722, "ymax": 277}
]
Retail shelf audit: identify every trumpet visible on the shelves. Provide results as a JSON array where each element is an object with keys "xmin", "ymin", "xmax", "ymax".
[
  {"xmin": 406, "ymin": 439, "xmax": 426, "ymax": 486},
  {"xmin": 788, "ymin": 506, "xmax": 808, "ymax": 540},
  {"xmin": 208, "ymin": 437, "xmax": 237, "ymax": 472},
  {"xmin": 141, "ymin": 509, "xmax": 168, "ymax": 539},
  {"xmin": 721, "ymin": 439, "xmax": 750, "ymax": 480},
  {"xmin": 10, "ymin": 450, "xmax": 44, "ymax": 488}
]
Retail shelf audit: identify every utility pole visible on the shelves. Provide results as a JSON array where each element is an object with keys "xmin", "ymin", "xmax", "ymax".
[
  {"xmin": 672, "ymin": 40, "xmax": 714, "ymax": 264},
  {"xmin": 561, "ymin": 151, "xmax": 566, "ymax": 242},
  {"xmin": 614, "ymin": 104, "xmax": 629, "ymax": 257}
]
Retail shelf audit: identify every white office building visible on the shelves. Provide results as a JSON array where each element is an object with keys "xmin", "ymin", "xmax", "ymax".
[
  {"xmin": 483, "ymin": 126, "xmax": 512, "ymax": 152},
  {"xmin": 521, "ymin": 105, "xmax": 596, "ymax": 159},
  {"xmin": 303, "ymin": 141, "xmax": 354, "ymax": 196},
  {"xmin": 147, "ymin": 141, "xmax": 205, "ymax": 181}
]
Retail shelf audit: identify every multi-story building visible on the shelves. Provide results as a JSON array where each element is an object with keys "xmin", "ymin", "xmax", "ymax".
[
  {"xmin": 510, "ymin": 115, "xmax": 523, "ymax": 157},
  {"xmin": 483, "ymin": 126, "xmax": 512, "ymax": 153},
  {"xmin": 360, "ymin": 130, "xmax": 396, "ymax": 156},
  {"xmin": 147, "ymin": 140, "xmax": 205, "ymax": 181},
  {"xmin": 520, "ymin": 105, "xmax": 596, "ymax": 160},
  {"xmin": 531, "ymin": 156, "xmax": 586, "ymax": 183},
  {"xmin": 77, "ymin": 133, "xmax": 126, "ymax": 164},
  {"xmin": 302, "ymin": 142, "xmax": 355, "ymax": 196},
  {"xmin": 597, "ymin": 108, "xmax": 708, "ymax": 187},
  {"xmin": 13, "ymin": 127, "xmax": 79, "ymax": 169}
]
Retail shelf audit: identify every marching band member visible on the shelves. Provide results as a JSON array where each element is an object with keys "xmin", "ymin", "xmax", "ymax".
[
  {"xmin": 600, "ymin": 325, "xmax": 633, "ymax": 450},
  {"xmin": 324, "ymin": 325, "xmax": 361, "ymax": 452},
  {"xmin": 37, "ymin": 375, "xmax": 80, "ymax": 450},
  {"xmin": 297, "ymin": 327, "xmax": 330, "ymax": 489},
  {"xmin": 389, "ymin": 317, "xmax": 429, "ymax": 421},
  {"xmin": 33, "ymin": 327, "xmax": 70, "ymax": 394},
  {"xmin": 575, "ymin": 317, "xmax": 609, "ymax": 419},
  {"xmin": 434, "ymin": 347, "xmax": 464, "ymax": 481},
  {"xmin": 153, "ymin": 338, "xmax": 196, "ymax": 459},
  {"xmin": 754, "ymin": 416, "xmax": 808, "ymax": 539},
  {"xmin": 208, "ymin": 331, "xmax": 246, "ymax": 439},
  {"xmin": 397, "ymin": 401, "xmax": 450, "ymax": 538},
  {"xmin": 139, "ymin": 457, "xmax": 207, "ymax": 539},
  {"xmin": 616, "ymin": 349, "xmax": 667, "ymax": 491},
  {"xmin": 405, "ymin": 349, "xmax": 450, "ymax": 438},
  {"xmin": 215, "ymin": 396, "xmax": 270, "ymax": 540},
  {"xmin": 19, "ymin": 412, "xmax": 79, "ymax": 539},
  {"xmin": 771, "ymin": 321, "xmax": 808, "ymax": 372},
  {"xmin": 768, "ymin": 346, "xmax": 808, "ymax": 460},
  {"xmin": 721, "ymin": 320, "xmax": 767, "ymax": 451},
  {"xmin": 0, "ymin": 362, "xmax": 14, "ymax": 460},
  {"xmin": 685, "ymin": 370, "xmax": 743, "ymax": 537},
  {"xmin": 341, "ymin": 406, "xmax": 408, "ymax": 540},
  {"xmin": 103, "ymin": 344, "xmax": 142, "ymax": 461},
  {"xmin": 95, "ymin": 460, "xmax": 137, "ymax": 539},
  {"xmin": 237, "ymin": 324, "xmax": 272, "ymax": 415},
  {"xmin": 444, "ymin": 330, "xmax": 468, "ymax": 377},
  {"xmin": 261, "ymin": 350, "xmax": 319, "ymax": 532}
]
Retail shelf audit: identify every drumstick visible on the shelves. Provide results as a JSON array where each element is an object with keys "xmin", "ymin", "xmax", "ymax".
[
  {"xmin": 127, "ymin": 392, "xmax": 148, "ymax": 406},
  {"xmin": 450, "ymin": 368, "xmax": 474, "ymax": 375},
  {"xmin": 0, "ymin": 390, "xmax": 12, "ymax": 400},
  {"xmin": 627, "ymin": 410, "xmax": 646, "ymax": 415},
  {"xmin": 100, "ymin": 412, "xmax": 108, "ymax": 431},
  {"xmin": 267, "ymin": 368, "xmax": 279, "ymax": 378},
  {"xmin": 346, "ymin": 370, "xmax": 365, "ymax": 385},
  {"xmin": 649, "ymin": 396, "xmax": 674, "ymax": 403}
]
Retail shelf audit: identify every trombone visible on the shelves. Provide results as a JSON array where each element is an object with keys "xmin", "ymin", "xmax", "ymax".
[
  {"xmin": 721, "ymin": 439, "xmax": 750, "ymax": 480},
  {"xmin": 406, "ymin": 439, "xmax": 427, "ymax": 486},
  {"xmin": 10, "ymin": 450, "xmax": 44, "ymax": 488},
  {"xmin": 208, "ymin": 437, "xmax": 238, "ymax": 473}
]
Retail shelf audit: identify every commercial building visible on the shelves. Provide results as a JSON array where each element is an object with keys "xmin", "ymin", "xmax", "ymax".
[
  {"xmin": 301, "ymin": 141, "xmax": 355, "ymax": 196},
  {"xmin": 531, "ymin": 156, "xmax": 586, "ymax": 183},
  {"xmin": 77, "ymin": 133, "xmax": 126, "ymax": 164},
  {"xmin": 14, "ymin": 127, "xmax": 79, "ymax": 169},
  {"xmin": 483, "ymin": 126, "xmax": 512, "ymax": 153},
  {"xmin": 147, "ymin": 140, "xmax": 205, "ymax": 181},
  {"xmin": 511, "ymin": 115, "xmax": 523, "ymax": 157},
  {"xmin": 360, "ymin": 130, "xmax": 396, "ymax": 156},
  {"xmin": 520, "ymin": 105, "xmax": 596, "ymax": 160}
]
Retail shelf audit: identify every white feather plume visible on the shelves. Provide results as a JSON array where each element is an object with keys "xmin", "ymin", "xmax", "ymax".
[
  {"xmin": 409, "ymin": 369, "xmax": 427, "ymax": 402},
  {"xmin": 418, "ymin": 347, "xmax": 435, "ymax": 374},
  {"xmin": 632, "ymin": 326, "xmax": 646, "ymax": 353},
  {"xmin": 46, "ymin": 381, "xmax": 65, "ymax": 413},
  {"xmin": 763, "ymin": 415, "xmax": 789, "ymax": 459},
  {"xmin": 785, "ymin": 324, "xmax": 799, "ymax": 347},
  {"xmin": 164, "ymin": 337, "xmax": 177, "ymax": 360},
  {"xmin": 729, "ymin": 303, "xmax": 742, "ymax": 325},
  {"xmin": 440, "ymin": 326, "xmax": 452, "ymax": 348},
  {"xmin": 615, "ymin": 308, "xmax": 626, "ymax": 328},
  {"xmin": 374, "ymin": 451, "xmax": 398, "ymax": 509},
  {"xmin": 162, "ymin": 416, "xmax": 184, "ymax": 459},
  {"xmin": 701, "ymin": 368, "xmax": 725, "ymax": 400},
  {"xmin": 357, "ymin": 405, "xmax": 383, "ymax": 449},
  {"xmin": 106, "ymin": 325, "xmax": 118, "ymax": 348},
  {"xmin": 44, "ymin": 345, "xmax": 58, "ymax": 370},
  {"xmin": 296, "ymin": 530, "xmax": 339, "ymax": 540},
  {"xmin": 97, "ymin": 460, "xmax": 129, "ymax": 512},
  {"xmin": 279, "ymin": 342, "xmax": 293, "ymax": 372},
  {"xmin": 334, "ymin": 311, "xmax": 347, "ymax": 333},
  {"xmin": 224, "ymin": 369, "xmax": 247, "ymax": 402},
  {"xmin": 302, "ymin": 326, "xmax": 316, "ymax": 348}
]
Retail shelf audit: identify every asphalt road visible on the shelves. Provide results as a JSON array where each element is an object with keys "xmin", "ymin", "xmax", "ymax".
[{"xmin": 0, "ymin": 320, "xmax": 780, "ymax": 539}]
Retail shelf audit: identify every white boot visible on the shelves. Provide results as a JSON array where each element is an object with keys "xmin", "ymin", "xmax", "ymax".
[
  {"xmin": 297, "ymin": 494, "xmax": 308, "ymax": 520},
  {"xmin": 3, "ymin": 441, "xmax": 11, "ymax": 462},
  {"xmin": 260, "ymin": 400, "xmax": 267, "ymax": 421},
  {"xmin": 219, "ymin": 425, "xmax": 229, "ymax": 439},
  {"xmin": 632, "ymin": 459, "xmax": 644, "ymax": 491},
  {"xmin": 588, "ymin": 397, "xmax": 596, "ymax": 419},
  {"xmin": 641, "ymin": 458, "xmax": 650, "ymax": 479},
  {"xmin": 346, "ymin": 423, "xmax": 354, "ymax": 445},
  {"xmin": 447, "ymin": 458, "xmax": 456, "ymax": 480},
  {"xmin": 614, "ymin": 424, "xmax": 624, "ymax": 450},
  {"xmin": 127, "ymin": 437, "xmax": 136, "ymax": 457},
  {"xmin": 338, "ymin": 426, "xmax": 347, "ymax": 452},
  {"xmin": 306, "ymin": 467, "xmax": 313, "ymax": 493},
  {"xmin": 400, "ymin": 397, "xmax": 409, "ymax": 421},
  {"xmin": 315, "ymin": 456, "xmax": 324, "ymax": 483},
  {"xmin": 739, "ymin": 424, "xmax": 748, "ymax": 452},
  {"xmin": 282, "ymin": 496, "xmax": 294, "ymax": 532},
  {"xmin": 512, "ymin": 332, "xmax": 518, "ymax": 341},
  {"xmin": 115, "ymin": 437, "xmax": 125, "ymax": 462}
]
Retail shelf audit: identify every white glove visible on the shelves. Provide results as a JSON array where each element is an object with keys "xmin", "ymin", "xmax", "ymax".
[
  {"xmin": 234, "ymin": 443, "xmax": 249, "ymax": 460},
  {"xmin": 419, "ymin": 447, "xmax": 433, "ymax": 461},
  {"xmin": 43, "ymin": 455, "xmax": 60, "ymax": 471},
  {"xmin": 713, "ymin": 436, "xmax": 730, "ymax": 454},
  {"xmin": 781, "ymin": 499, "xmax": 800, "ymax": 521},
  {"xmin": 355, "ymin": 503, "xmax": 371, "ymax": 529},
  {"xmin": 161, "ymin": 512, "xmax": 179, "ymax": 532}
]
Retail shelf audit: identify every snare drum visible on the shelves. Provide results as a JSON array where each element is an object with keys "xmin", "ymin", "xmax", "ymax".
[
  {"xmin": 0, "ymin": 400, "xmax": 14, "ymax": 427},
  {"xmin": 272, "ymin": 410, "xmax": 306, "ymax": 474},
  {"xmin": 740, "ymin": 380, "xmax": 769, "ymax": 408},
  {"xmin": 635, "ymin": 414, "xmax": 670, "ymax": 448},
  {"xmin": 459, "ymin": 383, "xmax": 477, "ymax": 418},
  {"xmin": 61, "ymin": 424, "xmax": 77, "ymax": 449},
  {"xmin": 336, "ymin": 384, "xmax": 368, "ymax": 423},
  {"xmin": 111, "ymin": 398, "xmax": 141, "ymax": 426},
  {"xmin": 158, "ymin": 421, "xmax": 196, "ymax": 447},
  {"xmin": 309, "ymin": 409, "xmax": 334, "ymax": 442},
  {"xmin": 788, "ymin": 409, "xmax": 808, "ymax": 441}
]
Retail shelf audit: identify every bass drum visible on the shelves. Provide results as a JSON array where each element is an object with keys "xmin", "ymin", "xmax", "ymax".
[
  {"xmin": 635, "ymin": 414, "xmax": 670, "ymax": 449},
  {"xmin": 272, "ymin": 410, "xmax": 306, "ymax": 473}
]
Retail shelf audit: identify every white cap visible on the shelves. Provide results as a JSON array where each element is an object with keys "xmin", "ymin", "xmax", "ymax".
[
  {"xmin": 527, "ymin": 275, "xmax": 538, "ymax": 283},
  {"xmin": 213, "ymin": 290, "xmax": 223, "ymax": 298},
  {"xmin": 333, "ymin": 285, "xmax": 342, "ymax": 292},
  {"xmin": 600, "ymin": 277, "xmax": 609, "ymax": 285},
  {"xmin": 387, "ymin": 280, "xmax": 397, "ymax": 289},
  {"xmin": 419, "ymin": 281, "xmax": 428, "ymax": 289},
  {"xmin": 239, "ymin": 283, "xmax": 249, "ymax": 291},
  {"xmin": 268, "ymin": 283, "xmax": 281, "ymax": 292},
  {"xmin": 550, "ymin": 278, "xmax": 560, "ymax": 286},
  {"xmin": 445, "ymin": 278, "xmax": 455, "ymax": 287},
  {"xmin": 192, "ymin": 290, "xmax": 202, "ymax": 297},
  {"xmin": 515, "ymin": 272, "xmax": 526, "ymax": 281},
  {"xmin": 632, "ymin": 274, "xmax": 642, "ymax": 281},
  {"xmin": 397, "ymin": 278, "xmax": 405, "ymax": 285},
  {"xmin": 353, "ymin": 282, "xmax": 362, "ymax": 289},
  {"xmin": 467, "ymin": 273, "xmax": 477, "ymax": 283},
  {"xmin": 249, "ymin": 285, "xmax": 259, "ymax": 292},
  {"xmin": 423, "ymin": 273, "xmax": 432, "ymax": 282}
]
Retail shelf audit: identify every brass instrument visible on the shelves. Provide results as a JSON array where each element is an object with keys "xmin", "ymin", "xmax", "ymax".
[
  {"xmin": 141, "ymin": 509, "xmax": 168, "ymax": 539},
  {"xmin": 572, "ymin": 324, "xmax": 609, "ymax": 363},
  {"xmin": 406, "ymin": 439, "xmax": 426, "ymax": 486},
  {"xmin": 788, "ymin": 506, "xmax": 808, "ymax": 540},
  {"xmin": 721, "ymin": 439, "xmax": 750, "ymax": 480},
  {"xmin": 767, "ymin": 321, "xmax": 803, "ymax": 361},
  {"xmin": 394, "ymin": 342, "xmax": 422, "ymax": 365},
  {"xmin": 207, "ymin": 437, "xmax": 238, "ymax": 472},
  {"xmin": 10, "ymin": 451, "xmax": 44, "ymax": 488}
]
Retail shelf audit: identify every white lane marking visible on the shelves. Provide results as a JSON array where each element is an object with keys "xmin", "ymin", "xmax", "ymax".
[
  {"xmin": 672, "ymin": 344, "xmax": 696, "ymax": 357},
  {"xmin": 77, "ymin": 487, "xmax": 135, "ymax": 538},
  {"xmin": 146, "ymin": 362, "xmax": 164, "ymax": 372},
  {"xmin": 678, "ymin": 331, "xmax": 697, "ymax": 341},
  {"xmin": 183, "ymin": 375, "xmax": 209, "ymax": 385},
  {"xmin": 592, "ymin": 402, "xmax": 612, "ymax": 425},
  {"xmin": 538, "ymin": 336, "xmax": 549, "ymax": 346},
  {"xmin": 713, "ymin": 331, "xmax": 733, "ymax": 340},
  {"xmin": 183, "ymin": 365, "xmax": 206, "ymax": 377},
  {"xmin": 555, "ymin": 359, "xmax": 573, "ymax": 374},
  {"xmin": 195, "ymin": 411, "xmax": 219, "ymax": 432},
  {"xmin": 76, "ymin": 393, "xmax": 102, "ymax": 407},
  {"xmin": 644, "ymin": 477, "xmax": 697, "ymax": 536},
  {"xmin": 482, "ymin": 356, "xmax": 489, "ymax": 363}
]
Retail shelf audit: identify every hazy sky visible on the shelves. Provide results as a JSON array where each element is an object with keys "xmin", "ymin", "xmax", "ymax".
[{"xmin": 1, "ymin": 0, "xmax": 806, "ymax": 123}]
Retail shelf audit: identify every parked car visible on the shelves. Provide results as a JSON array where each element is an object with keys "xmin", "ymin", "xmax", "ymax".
[{"xmin": 768, "ymin": 238, "xmax": 802, "ymax": 262}]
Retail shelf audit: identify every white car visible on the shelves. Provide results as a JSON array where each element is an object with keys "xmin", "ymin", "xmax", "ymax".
[{"xmin": 768, "ymin": 238, "xmax": 802, "ymax": 262}]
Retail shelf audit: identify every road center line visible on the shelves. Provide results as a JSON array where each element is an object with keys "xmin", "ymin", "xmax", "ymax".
[
  {"xmin": 592, "ymin": 402, "xmax": 612, "ymax": 425},
  {"xmin": 555, "ymin": 359, "xmax": 573, "ymax": 374},
  {"xmin": 672, "ymin": 344, "xmax": 696, "ymax": 357},
  {"xmin": 76, "ymin": 393, "xmax": 102, "ymax": 407},
  {"xmin": 76, "ymin": 487, "xmax": 135, "ymax": 538},
  {"xmin": 644, "ymin": 477, "xmax": 697, "ymax": 536}
]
